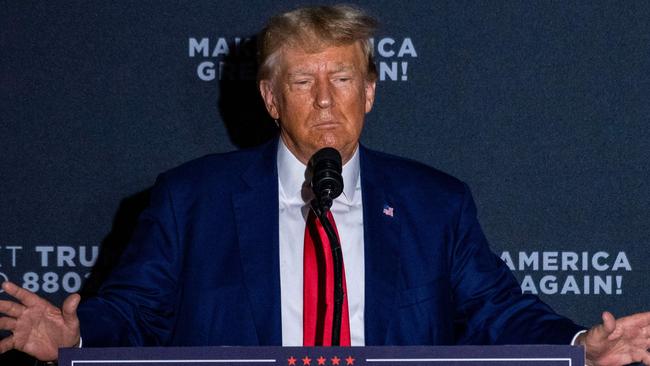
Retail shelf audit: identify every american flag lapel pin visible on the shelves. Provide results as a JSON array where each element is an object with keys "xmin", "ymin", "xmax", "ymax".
[{"xmin": 382, "ymin": 203, "xmax": 394, "ymax": 218}]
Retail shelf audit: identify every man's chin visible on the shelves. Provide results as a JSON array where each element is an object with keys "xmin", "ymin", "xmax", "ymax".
[
  {"xmin": 311, "ymin": 140, "xmax": 358, "ymax": 164},
  {"xmin": 281, "ymin": 131, "xmax": 358, "ymax": 163}
]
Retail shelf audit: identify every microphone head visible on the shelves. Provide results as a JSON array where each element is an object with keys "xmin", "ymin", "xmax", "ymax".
[{"xmin": 309, "ymin": 147, "xmax": 344, "ymax": 211}]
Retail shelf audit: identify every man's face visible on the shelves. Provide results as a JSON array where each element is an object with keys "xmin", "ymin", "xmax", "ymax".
[{"xmin": 259, "ymin": 42, "xmax": 376, "ymax": 164}]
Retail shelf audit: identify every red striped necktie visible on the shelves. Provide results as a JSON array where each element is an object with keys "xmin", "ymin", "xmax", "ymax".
[{"xmin": 303, "ymin": 209, "xmax": 351, "ymax": 346}]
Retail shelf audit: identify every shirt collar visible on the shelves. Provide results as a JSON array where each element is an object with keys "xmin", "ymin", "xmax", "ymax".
[{"xmin": 277, "ymin": 138, "xmax": 360, "ymax": 206}]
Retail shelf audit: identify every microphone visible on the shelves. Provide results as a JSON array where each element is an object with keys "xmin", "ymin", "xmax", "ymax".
[
  {"xmin": 309, "ymin": 147, "xmax": 344, "ymax": 212},
  {"xmin": 308, "ymin": 147, "xmax": 345, "ymax": 346}
]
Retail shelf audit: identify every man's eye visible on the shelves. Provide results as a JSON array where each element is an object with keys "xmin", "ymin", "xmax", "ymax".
[{"xmin": 293, "ymin": 80, "xmax": 311, "ymax": 85}]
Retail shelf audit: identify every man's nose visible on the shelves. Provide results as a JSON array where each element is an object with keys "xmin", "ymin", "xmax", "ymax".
[{"xmin": 314, "ymin": 80, "xmax": 333, "ymax": 109}]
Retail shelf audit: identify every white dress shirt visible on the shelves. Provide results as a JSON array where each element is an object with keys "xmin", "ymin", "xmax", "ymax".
[{"xmin": 277, "ymin": 139, "xmax": 365, "ymax": 346}]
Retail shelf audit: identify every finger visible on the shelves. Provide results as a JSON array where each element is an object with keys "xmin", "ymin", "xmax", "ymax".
[
  {"xmin": 623, "ymin": 311, "xmax": 650, "ymax": 328},
  {"xmin": 0, "ymin": 317, "xmax": 16, "ymax": 331},
  {"xmin": 0, "ymin": 300, "xmax": 25, "ymax": 318},
  {"xmin": 602, "ymin": 311, "xmax": 616, "ymax": 335},
  {"xmin": 0, "ymin": 282, "xmax": 15, "ymax": 298},
  {"xmin": 632, "ymin": 348, "xmax": 650, "ymax": 366},
  {"xmin": 1, "ymin": 281, "xmax": 18, "ymax": 294},
  {"xmin": 62, "ymin": 293, "xmax": 80, "ymax": 325},
  {"xmin": 0, "ymin": 335, "xmax": 15, "ymax": 354},
  {"xmin": 2, "ymin": 282, "xmax": 43, "ymax": 307}
]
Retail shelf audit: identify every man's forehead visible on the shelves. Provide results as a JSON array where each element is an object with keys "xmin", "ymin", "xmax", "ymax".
[
  {"xmin": 287, "ymin": 62, "xmax": 357, "ymax": 75},
  {"xmin": 278, "ymin": 44, "xmax": 365, "ymax": 73}
]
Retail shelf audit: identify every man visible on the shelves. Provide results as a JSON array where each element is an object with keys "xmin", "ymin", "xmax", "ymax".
[{"xmin": 1, "ymin": 5, "xmax": 649, "ymax": 365}]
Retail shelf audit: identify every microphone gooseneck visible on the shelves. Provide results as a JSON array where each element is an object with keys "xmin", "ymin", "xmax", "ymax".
[{"xmin": 308, "ymin": 147, "xmax": 345, "ymax": 346}]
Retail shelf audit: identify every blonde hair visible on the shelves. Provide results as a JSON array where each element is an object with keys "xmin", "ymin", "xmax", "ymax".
[{"xmin": 258, "ymin": 5, "xmax": 378, "ymax": 82}]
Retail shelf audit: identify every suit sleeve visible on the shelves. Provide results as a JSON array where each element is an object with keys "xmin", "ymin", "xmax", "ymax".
[
  {"xmin": 77, "ymin": 173, "xmax": 183, "ymax": 346},
  {"xmin": 450, "ymin": 183, "xmax": 585, "ymax": 344}
]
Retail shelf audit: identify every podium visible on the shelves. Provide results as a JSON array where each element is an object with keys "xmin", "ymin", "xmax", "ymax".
[{"xmin": 60, "ymin": 345, "xmax": 584, "ymax": 366}]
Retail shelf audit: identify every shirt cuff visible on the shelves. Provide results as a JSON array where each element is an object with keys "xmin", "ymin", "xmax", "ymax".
[{"xmin": 571, "ymin": 330, "xmax": 587, "ymax": 345}]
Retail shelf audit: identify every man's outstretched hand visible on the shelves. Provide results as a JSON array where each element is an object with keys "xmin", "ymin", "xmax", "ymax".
[
  {"xmin": 0, "ymin": 281, "xmax": 80, "ymax": 361},
  {"xmin": 578, "ymin": 311, "xmax": 650, "ymax": 366}
]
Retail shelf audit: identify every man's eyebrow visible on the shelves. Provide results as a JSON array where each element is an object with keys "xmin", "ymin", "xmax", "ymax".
[
  {"xmin": 330, "ymin": 64, "xmax": 356, "ymax": 73},
  {"xmin": 287, "ymin": 63, "xmax": 356, "ymax": 76},
  {"xmin": 286, "ymin": 64, "xmax": 356, "ymax": 77},
  {"xmin": 287, "ymin": 70, "xmax": 313, "ymax": 77}
]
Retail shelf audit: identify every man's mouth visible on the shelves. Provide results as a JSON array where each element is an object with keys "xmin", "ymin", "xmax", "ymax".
[
  {"xmin": 312, "ymin": 119, "xmax": 340, "ymax": 128},
  {"xmin": 314, "ymin": 121, "xmax": 338, "ymax": 126}
]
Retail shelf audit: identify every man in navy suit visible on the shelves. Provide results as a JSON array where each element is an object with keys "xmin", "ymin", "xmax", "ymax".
[{"xmin": 1, "ymin": 5, "xmax": 650, "ymax": 365}]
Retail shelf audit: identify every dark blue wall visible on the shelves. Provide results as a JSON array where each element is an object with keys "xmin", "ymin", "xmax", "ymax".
[{"xmin": 1, "ymin": 1, "xmax": 648, "ymax": 362}]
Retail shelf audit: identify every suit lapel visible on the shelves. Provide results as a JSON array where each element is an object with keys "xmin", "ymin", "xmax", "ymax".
[
  {"xmin": 360, "ymin": 146, "xmax": 401, "ymax": 345},
  {"xmin": 230, "ymin": 142, "xmax": 401, "ymax": 345},
  {"xmin": 232, "ymin": 139, "xmax": 282, "ymax": 345}
]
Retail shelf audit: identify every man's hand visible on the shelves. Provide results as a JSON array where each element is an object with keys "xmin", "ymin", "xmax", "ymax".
[
  {"xmin": 577, "ymin": 311, "xmax": 650, "ymax": 366},
  {"xmin": 0, "ymin": 281, "xmax": 81, "ymax": 361}
]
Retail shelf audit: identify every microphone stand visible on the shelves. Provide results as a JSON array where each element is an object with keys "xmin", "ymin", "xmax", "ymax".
[{"xmin": 312, "ymin": 201, "xmax": 344, "ymax": 346}]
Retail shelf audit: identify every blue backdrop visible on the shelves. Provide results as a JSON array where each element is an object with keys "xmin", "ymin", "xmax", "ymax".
[{"xmin": 1, "ymin": 1, "xmax": 648, "ymax": 363}]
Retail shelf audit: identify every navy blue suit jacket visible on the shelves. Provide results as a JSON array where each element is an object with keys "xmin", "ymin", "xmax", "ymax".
[{"xmin": 78, "ymin": 138, "xmax": 583, "ymax": 346}]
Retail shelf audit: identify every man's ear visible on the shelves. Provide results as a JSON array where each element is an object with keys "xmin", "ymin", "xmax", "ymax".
[
  {"xmin": 364, "ymin": 79, "xmax": 377, "ymax": 113},
  {"xmin": 259, "ymin": 80, "xmax": 280, "ymax": 119}
]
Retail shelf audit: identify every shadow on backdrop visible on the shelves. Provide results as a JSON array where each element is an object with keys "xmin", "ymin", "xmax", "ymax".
[
  {"xmin": 218, "ymin": 36, "xmax": 278, "ymax": 148},
  {"xmin": 80, "ymin": 189, "xmax": 152, "ymax": 298}
]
